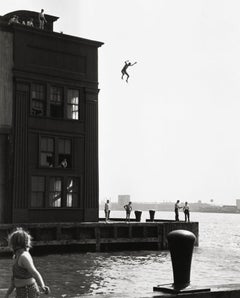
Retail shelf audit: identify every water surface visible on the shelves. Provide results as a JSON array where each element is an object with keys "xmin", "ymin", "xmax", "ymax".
[{"xmin": 1, "ymin": 211, "xmax": 240, "ymax": 297}]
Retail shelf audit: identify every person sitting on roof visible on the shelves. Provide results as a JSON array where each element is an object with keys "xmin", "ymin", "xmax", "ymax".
[
  {"xmin": 8, "ymin": 15, "xmax": 19, "ymax": 25},
  {"xmin": 39, "ymin": 9, "xmax": 47, "ymax": 29},
  {"xmin": 27, "ymin": 18, "xmax": 34, "ymax": 27}
]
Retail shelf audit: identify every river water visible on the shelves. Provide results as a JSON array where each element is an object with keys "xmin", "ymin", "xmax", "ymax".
[{"xmin": 1, "ymin": 211, "xmax": 240, "ymax": 297}]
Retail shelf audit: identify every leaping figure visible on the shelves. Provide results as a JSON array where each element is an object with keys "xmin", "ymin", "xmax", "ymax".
[{"xmin": 121, "ymin": 60, "xmax": 137, "ymax": 82}]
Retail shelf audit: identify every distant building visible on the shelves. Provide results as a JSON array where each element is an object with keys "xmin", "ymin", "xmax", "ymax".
[
  {"xmin": 236, "ymin": 200, "xmax": 240, "ymax": 210},
  {"xmin": 118, "ymin": 195, "xmax": 130, "ymax": 207},
  {"xmin": 0, "ymin": 10, "xmax": 103, "ymax": 223},
  {"xmin": 222, "ymin": 205, "xmax": 237, "ymax": 213}
]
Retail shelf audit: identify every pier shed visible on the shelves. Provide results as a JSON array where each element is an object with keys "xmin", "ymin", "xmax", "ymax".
[{"xmin": 0, "ymin": 10, "xmax": 103, "ymax": 223}]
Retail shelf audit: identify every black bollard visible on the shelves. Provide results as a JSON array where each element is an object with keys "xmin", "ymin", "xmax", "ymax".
[
  {"xmin": 149, "ymin": 210, "xmax": 155, "ymax": 221},
  {"xmin": 168, "ymin": 229, "xmax": 195, "ymax": 290},
  {"xmin": 153, "ymin": 229, "xmax": 210, "ymax": 294},
  {"xmin": 134, "ymin": 210, "xmax": 142, "ymax": 222}
]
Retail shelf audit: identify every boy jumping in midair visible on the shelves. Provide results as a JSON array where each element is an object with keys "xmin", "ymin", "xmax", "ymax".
[{"xmin": 121, "ymin": 60, "xmax": 137, "ymax": 82}]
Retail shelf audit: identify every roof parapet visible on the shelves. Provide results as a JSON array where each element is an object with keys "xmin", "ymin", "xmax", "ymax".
[{"xmin": 3, "ymin": 10, "xmax": 59, "ymax": 32}]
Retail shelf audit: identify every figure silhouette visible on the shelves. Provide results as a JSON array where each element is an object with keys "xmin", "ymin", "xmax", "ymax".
[{"xmin": 121, "ymin": 60, "xmax": 137, "ymax": 82}]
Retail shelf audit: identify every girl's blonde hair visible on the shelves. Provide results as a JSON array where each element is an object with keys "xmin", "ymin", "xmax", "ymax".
[{"xmin": 8, "ymin": 227, "xmax": 32, "ymax": 251}]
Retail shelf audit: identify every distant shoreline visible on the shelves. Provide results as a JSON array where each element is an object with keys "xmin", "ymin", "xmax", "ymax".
[{"xmin": 100, "ymin": 202, "xmax": 240, "ymax": 214}]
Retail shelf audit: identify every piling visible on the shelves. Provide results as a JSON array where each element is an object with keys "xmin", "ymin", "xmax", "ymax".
[{"xmin": 154, "ymin": 229, "xmax": 210, "ymax": 294}]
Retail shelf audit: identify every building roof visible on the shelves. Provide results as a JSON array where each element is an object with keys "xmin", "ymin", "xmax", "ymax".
[
  {"xmin": 3, "ymin": 10, "xmax": 59, "ymax": 32},
  {"xmin": 1, "ymin": 10, "xmax": 104, "ymax": 48}
]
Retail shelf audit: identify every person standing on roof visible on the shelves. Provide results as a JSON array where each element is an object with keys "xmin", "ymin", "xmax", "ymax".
[{"xmin": 39, "ymin": 9, "xmax": 47, "ymax": 29}]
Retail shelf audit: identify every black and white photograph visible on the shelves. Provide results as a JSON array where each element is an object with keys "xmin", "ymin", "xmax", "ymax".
[{"xmin": 0, "ymin": 1, "xmax": 240, "ymax": 297}]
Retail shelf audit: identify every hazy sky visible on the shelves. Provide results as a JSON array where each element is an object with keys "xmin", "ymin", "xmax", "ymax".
[{"xmin": 1, "ymin": 0, "xmax": 240, "ymax": 205}]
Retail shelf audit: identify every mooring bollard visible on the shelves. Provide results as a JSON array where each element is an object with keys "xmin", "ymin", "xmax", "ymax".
[
  {"xmin": 134, "ymin": 210, "xmax": 142, "ymax": 222},
  {"xmin": 168, "ymin": 229, "xmax": 195, "ymax": 290},
  {"xmin": 149, "ymin": 210, "xmax": 155, "ymax": 221},
  {"xmin": 153, "ymin": 229, "xmax": 210, "ymax": 294}
]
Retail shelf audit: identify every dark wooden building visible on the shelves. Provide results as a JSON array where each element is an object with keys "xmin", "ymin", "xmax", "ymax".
[{"xmin": 0, "ymin": 10, "xmax": 103, "ymax": 223}]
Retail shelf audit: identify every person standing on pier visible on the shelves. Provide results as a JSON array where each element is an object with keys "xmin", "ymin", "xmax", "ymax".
[
  {"xmin": 104, "ymin": 199, "xmax": 111, "ymax": 222},
  {"xmin": 124, "ymin": 201, "xmax": 132, "ymax": 222},
  {"xmin": 174, "ymin": 200, "xmax": 182, "ymax": 221},
  {"xmin": 5, "ymin": 227, "xmax": 50, "ymax": 298},
  {"xmin": 183, "ymin": 201, "xmax": 190, "ymax": 222}
]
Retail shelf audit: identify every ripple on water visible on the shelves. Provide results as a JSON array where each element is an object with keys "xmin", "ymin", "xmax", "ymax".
[{"xmin": 1, "ymin": 212, "xmax": 240, "ymax": 297}]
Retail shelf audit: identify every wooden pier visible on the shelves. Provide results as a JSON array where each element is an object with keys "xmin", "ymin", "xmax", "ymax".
[{"xmin": 0, "ymin": 220, "xmax": 198, "ymax": 254}]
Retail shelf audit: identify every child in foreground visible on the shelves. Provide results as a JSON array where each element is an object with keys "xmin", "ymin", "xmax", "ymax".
[{"xmin": 5, "ymin": 227, "xmax": 50, "ymax": 298}]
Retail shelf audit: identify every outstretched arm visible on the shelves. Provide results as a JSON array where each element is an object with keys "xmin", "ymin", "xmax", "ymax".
[{"xmin": 130, "ymin": 62, "xmax": 137, "ymax": 66}]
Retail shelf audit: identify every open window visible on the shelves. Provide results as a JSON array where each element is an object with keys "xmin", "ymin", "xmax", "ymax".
[
  {"xmin": 58, "ymin": 138, "xmax": 71, "ymax": 168},
  {"xmin": 66, "ymin": 177, "xmax": 79, "ymax": 207},
  {"xmin": 40, "ymin": 137, "xmax": 54, "ymax": 167},
  {"xmin": 49, "ymin": 177, "xmax": 62, "ymax": 207},
  {"xmin": 67, "ymin": 89, "xmax": 79, "ymax": 120}
]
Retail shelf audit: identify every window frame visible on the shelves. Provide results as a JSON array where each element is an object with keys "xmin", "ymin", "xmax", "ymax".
[
  {"xmin": 39, "ymin": 135, "xmax": 72, "ymax": 169},
  {"xmin": 67, "ymin": 89, "xmax": 80, "ymax": 120},
  {"xmin": 57, "ymin": 138, "xmax": 72, "ymax": 169},
  {"xmin": 30, "ymin": 83, "xmax": 46, "ymax": 117},
  {"xmin": 39, "ymin": 136, "xmax": 55, "ymax": 168},
  {"xmin": 66, "ymin": 177, "xmax": 79, "ymax": 208},
  {"xmin": 29, "ymin": 175, "xmax": 81, "ymax": 209},
  {"xmin": 49, "ymin": 176, "xmax": 63, "ymax": 208},
  {"xmin": 30, "ymin": 82, "xmax": 83, "ymax": 121},
  {"xmin": 50, "ymin": 85, "xmax": 64, "ymax": 118}
]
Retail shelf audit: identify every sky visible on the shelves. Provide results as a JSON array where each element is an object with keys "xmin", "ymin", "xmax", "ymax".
[{"xmin": 1, "ymin": 0, "xmax": 240, "ymax": 205}]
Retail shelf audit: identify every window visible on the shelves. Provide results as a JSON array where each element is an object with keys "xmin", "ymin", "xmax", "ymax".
[
  {"xmin": 49, "ymin": 177, "xmax": 62, "ymax": 207},
  {"xmin": 58, "ymin": 139, "xmax": 71, "ymax": 168},
  {"xmin": 40, "ymin": 137, "xmax": 54, "ymax": 167},
  {"xmin": 39, "ymin": 136, "xmax": 72, "ymax": 168},
  {"xmin": 31, "ymin": 84, "xmax": 45, "ymax": 116},
  {"xmin": 31, "ymin": 176, "xmax": 45, "ymax": 207},
  {"xmin": 67, "ymin": 89, "xmax": 79, "ymax": 120},
  {"xmin": 30, "ymin": 176, "xmax": 80, "ymax": 209},
  {"xmin": 67, "ymin": 178, "xmax": 79, "ymax": 207},
  {"xmin": 50, "ymin": 86, "xmax": 63, "ymax": 118},
  {"xmin": 31, "ymin": 83, "xmax": 82, "ymax": 121}
]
